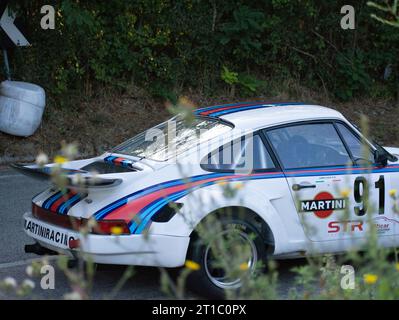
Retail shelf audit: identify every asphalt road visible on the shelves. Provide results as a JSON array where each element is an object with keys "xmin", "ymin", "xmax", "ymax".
[{"xmin": 0, "ymin": 168, "xmax": 302, "ymax": 300}]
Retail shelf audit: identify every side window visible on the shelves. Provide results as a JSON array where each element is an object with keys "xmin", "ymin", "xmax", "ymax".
[
  {"xmin": 202, "ymin": 134, "xmax": 275, "ymax": 172},
  {"xmin": 266, "ymin": 123, "xmax": 352, "ymax": 169},
  {"xmin": 336, "ymin": 123, "xmax": 374, "ymax": 163}
]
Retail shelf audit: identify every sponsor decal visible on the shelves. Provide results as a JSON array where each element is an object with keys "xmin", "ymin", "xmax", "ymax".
[
  {"xmin": 328, "ymin": 220, "xmax": 364, "ymax": 233},
  {"xmin": 329, "ymin": 217, "xmax": 399, "ymax": 234},
  {"xmin": 24, "ymin": 220, "xmax": 75, "ymax": 246},
  {"xmin": 300, "ymin": 191, "xmax": 346, "ymax": 218},
  {"xmin": 373, "ymin": 216, "xmax": 399, "ymax": 234}
]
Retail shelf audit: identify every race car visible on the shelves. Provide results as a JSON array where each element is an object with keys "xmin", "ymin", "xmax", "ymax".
[{"xmin": 13, "ymin": 101, "xmax": 399, "ymax": 298}]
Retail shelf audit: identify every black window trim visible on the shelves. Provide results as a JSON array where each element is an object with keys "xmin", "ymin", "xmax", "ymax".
[
  {"xmin": 260, "ymin": 119, "xmax": 373, "ymax": 171},
  {"xmin": 333, "ymin": 120, "xmax": 376, "ymax": 165},
  {"xmin": 200, "ymin": 131, "xmax": 282, "ymax": 174}
]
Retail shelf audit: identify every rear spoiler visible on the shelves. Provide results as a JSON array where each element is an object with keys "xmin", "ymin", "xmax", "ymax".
[{"xmin": 10, "ymin": 163, "xmax": 122, "ymax": 189}]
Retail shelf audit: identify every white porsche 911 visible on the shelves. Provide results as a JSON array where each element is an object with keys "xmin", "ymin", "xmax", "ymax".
[{"xmin": 13, "ymin": 102, "xmax": 399, "ymax": 298}]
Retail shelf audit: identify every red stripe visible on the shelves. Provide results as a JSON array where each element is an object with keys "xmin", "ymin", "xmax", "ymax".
[
  {"xmin": 113, "ymin": 157, "xmax": 124, "ymax": 164},
  {"xmin": 102, "ymin": 165, "xmax": 399, "ymax": 221},
  {"xmin": 286, "ymin": 165, "xmax": 399, "ymax": 176},
  {"xmin": 199, "ymin": 102, "xmax": 269, "ymax": 116},
  {"xmin": 50, "ymin": 191, "xmax": 76, "ymax": 213},
  {"xmin": 104, "ymin": 174, "xmax": 246, "ymax": 221}
]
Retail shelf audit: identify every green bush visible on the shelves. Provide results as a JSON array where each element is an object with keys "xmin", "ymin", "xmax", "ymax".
[{"xmin": 4, "ymin": 0, "xmax": 399, "ymax": 102}]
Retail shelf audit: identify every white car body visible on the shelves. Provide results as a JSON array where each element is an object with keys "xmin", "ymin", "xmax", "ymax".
[{"xmin": 19, "ymin": 102, "xmax": 399, "ymax": 268}]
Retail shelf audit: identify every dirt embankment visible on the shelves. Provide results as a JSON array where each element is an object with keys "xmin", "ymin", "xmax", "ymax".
[{"xmin": 0, "ymin": 86, "xmax": 398, "ymax": 165}]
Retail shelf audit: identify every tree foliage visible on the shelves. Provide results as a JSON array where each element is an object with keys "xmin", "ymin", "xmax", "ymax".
[{"xmin": 4, "ymin": 0, "xmax": 399, "ymax": 101}]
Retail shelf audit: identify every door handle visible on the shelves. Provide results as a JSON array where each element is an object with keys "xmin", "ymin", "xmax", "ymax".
[{"xmin": 292, "ymin": 183, "xmax": 316, "ymax": 191}]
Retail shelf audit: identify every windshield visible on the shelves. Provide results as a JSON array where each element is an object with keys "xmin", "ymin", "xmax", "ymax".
[{"xmin": 111, "ymin": 116, "xmax": 232, "ymax": 161}]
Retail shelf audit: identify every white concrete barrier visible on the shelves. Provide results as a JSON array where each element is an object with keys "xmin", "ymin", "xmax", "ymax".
[{"xmin": 0, "ymin": 81, "xmax": 46, "ymax": 137}]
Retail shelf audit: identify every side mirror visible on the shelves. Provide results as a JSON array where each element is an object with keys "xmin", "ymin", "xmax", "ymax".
[{"xmin": 374, "ymin": 149, "xmax": 388, "ymax": 166}]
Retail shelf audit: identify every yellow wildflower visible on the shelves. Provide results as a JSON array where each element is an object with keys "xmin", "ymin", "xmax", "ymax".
[
  {"xmin": 185, "ymin": 260, "xmax": 200, "ymax": 271},
  {"xmin": 233, "ymin": 182, "xmax": 244, "ymax": 190},
  {"xmin": 54, "ymin": 155, "xmax": 67, "ymax": 164},
  {"xmin": 110, "ymin": 226, "xmax": 124, "ymax": 235},
  {"xmin": 389, "ymin": 189, "xmax": 397, "ymax": 197},
  {"xmin": 395, "ymin": 263, "xmax": 399, "ymax": 272},
  {"xmin": 340, "ymin": 188, "xmax": 351, "ymax": 198},
  {"xmin": 363, "ymin": 273, "xmax": 378, "ymax": 285},
  {"xmin": 239, "ymin": 262, "xmax": 249, "ymax": 271}
]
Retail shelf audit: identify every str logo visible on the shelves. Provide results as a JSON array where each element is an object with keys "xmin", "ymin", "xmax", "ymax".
[{"xmin": 300, "ymin": 191, "xmax": 346, "ymax": 219}]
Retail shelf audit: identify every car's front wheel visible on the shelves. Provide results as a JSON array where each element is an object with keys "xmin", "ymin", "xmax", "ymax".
[{"xmin": 186, "ymin": 215, "xmax": 267, "ymax": 299}]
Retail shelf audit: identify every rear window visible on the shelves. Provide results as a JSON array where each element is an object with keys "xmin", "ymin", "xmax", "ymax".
[{"xmin": 112, "ymin": 116, "xmax": 232, "ymax": 161}]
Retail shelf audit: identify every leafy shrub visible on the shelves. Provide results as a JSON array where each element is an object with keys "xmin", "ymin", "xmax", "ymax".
[{"xmin": 4, "ymin": 0, "xmax": 399, "ymax": 102}]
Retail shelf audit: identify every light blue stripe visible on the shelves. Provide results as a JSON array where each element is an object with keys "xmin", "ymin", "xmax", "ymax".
[
  {"xmin": 194, "ymin": 102, "xmax": 257, "ymax": 114},
  {"xmin": 210, "ymin": 103, "xmax": 304, "ymax": 117},
  {"xmin": 209, "ymin": 104, "xmax": 269, "ymax": 117},
  {"xmin": 95, "ymin": 199, "xmax": 128, "ymax": 220},
  {"xmin": 58, "ymin": 194, "xmax": 80, "ymax": 214},
  {"xmin": 132, "ymin": 190, "xmax": 189, "ymax": 234},
  {"xmin": 94, "ymin": 173, "xmax": 226, "ymax": 219},
  {"xmin": 132, "ymin": 173, "xmax": 286, "ymax": 234}
]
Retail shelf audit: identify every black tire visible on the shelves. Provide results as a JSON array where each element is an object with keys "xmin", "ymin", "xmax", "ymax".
[{"xmin": 186, "ymin": 214, "xmax": 268, "ymax": 299}]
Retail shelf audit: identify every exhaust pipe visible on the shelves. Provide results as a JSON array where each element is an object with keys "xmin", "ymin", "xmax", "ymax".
[{"xmin": 24, "ymin": 243, "xmax": 58, "ymax": 256}]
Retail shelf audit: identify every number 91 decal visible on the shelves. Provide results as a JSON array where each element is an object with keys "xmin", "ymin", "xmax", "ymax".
[{"xmin": 354, "ymin": 175, "xmax": 385, "ymax": 216}]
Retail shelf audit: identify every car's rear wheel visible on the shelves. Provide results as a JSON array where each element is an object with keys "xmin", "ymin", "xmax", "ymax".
[{"xmin": 186, "ymin": 214, "xmax": 268, "ymax": 299}]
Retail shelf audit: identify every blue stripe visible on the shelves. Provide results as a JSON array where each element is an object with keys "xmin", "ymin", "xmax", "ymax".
[
  {"xmin": 194, "ymin": 102, "xmax": 258, "ymax": 114},
  {"xmin": 132, "ymin": 173, "xmax": 286, "ymax": 234},
  {"xmin": 121, "ymin": 160, "xmax": 133, "ymax": 168},
  {"xmin": 284, "ymin": 165, "xmax": 399, "ymax": 178},
  {"xmin": 210, "ymin": 105, "xmax": 269, "ymax": 117},
  {"xmin": 62, "ymin": 197, "xmax": 82, "ymax": 214},
  {"xmin": 131, "ymin": 190, "xmax": 189, "ymax": 234},
  {"xmin": 209, "ymin": 103, "xmax": 305, "ymax": 117},
  {"xmin": 93, "ymin": 172, "xmax": 226, "ymax": 219},
  {"xmin": 58, "ymin": 194, "xmax": 81, "ymax": 214},
  {"xmin": 104, "ymin": 156, "xmax": 117, "ymax": 163},
  {"xmin": 43, "ymin": 192, "xmax": 64, "ymax": 209},
  {"xmin": 96, "ymin": 164, "xmax": 399, "ymax": 228},
  {"xmin": 130, "ymin": 164, "xmax": 399, "ymax": 234},
  {"xmin": 193, "ymin": 101, "xmax": 303, "ymax": 114}
]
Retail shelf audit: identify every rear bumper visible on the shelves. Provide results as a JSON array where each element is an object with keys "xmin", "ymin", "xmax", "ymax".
[{"xmin": 23, "ymin": 212, "xmax": 190, "ymax": 267}]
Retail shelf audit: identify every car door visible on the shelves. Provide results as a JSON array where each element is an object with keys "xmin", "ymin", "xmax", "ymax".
[
  {"xmin": 335, "ymin": 121, "xmax": 399, "ymax": 238},
  {"xmin": 263, "ymin": 120, "xmax": 394, "ymax": 246}
]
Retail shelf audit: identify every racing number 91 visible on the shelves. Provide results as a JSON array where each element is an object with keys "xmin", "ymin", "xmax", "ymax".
[{"xmin": 354, "ymin": 175, "xmax": 385, "ymax": 216}]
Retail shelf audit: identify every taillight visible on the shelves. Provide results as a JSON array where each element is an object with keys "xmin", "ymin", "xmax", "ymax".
[
  {"xmin": 68, "ymin": 239, "xmax": 80, "ymax": 249},
  {"xmin": 32, "ymin": 203, "xmax": 130, "ymax": 235},
  {"xmin": 92, "ymin": 220, "xmax": 130, "ymax": 235}
]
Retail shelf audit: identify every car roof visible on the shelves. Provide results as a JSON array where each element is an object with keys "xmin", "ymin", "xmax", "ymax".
[{"xmin": 194, "ymin": 102, "xmax": 346, "ymax": 130}]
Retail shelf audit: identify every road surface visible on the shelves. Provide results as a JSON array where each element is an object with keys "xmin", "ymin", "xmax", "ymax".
[{"xmin": 0, "ymin": 168, "xmax": 301, "ymax": 299}]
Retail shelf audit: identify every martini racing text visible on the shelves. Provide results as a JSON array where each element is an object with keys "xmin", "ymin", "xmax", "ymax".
[{"xmin": 24, "ymin": 220, "xmax": 75, "ymax": 246}]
